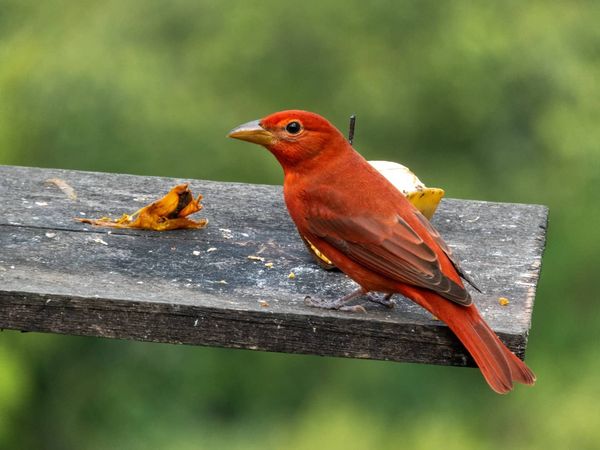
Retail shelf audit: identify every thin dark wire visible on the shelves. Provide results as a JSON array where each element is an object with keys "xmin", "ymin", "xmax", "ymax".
[{"xmin": 348, "ymin": 114, "xmax": 356, "ymax": 145}]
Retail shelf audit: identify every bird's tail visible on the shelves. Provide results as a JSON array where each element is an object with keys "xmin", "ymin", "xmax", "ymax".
[{"xmin": 409, "ymin": 288, "xmax": 536, "ymax": 394}]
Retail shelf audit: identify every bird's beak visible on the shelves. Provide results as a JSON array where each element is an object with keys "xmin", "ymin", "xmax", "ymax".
[{"xmin": 227, "ymin": 120, "xmax": 275, "ymax": 146}]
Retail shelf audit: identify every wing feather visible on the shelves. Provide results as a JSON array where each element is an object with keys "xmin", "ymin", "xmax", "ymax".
[
  {"xmin": 306, "ymin": 197, "xmax": 472, "ymax": 306},
  {"xmin": 413, "ymin": 212, "xmax": 481, "ymax": 292}
]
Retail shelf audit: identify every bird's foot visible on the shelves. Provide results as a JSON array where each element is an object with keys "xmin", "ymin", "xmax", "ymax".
[
  {"xmin": 304, "ymin": 296, "xmax": 366, "ymax": 313},
  {"xmin": 366, "ymin": 293, "xmax": 395, "ymax": 309},
  {"xmin": 304, "ymin": 288, "xmax": 367, "ymax": 313}
]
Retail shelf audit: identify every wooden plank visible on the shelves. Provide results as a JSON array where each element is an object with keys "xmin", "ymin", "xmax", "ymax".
[{"xmin": 0, "ymin": 165, "xmax": 548, "ymax": 366}]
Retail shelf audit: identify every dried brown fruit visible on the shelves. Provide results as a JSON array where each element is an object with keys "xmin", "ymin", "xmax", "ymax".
[{"xmin": 77, "ymin": 184, "xmax": 208, "ymax": 231}]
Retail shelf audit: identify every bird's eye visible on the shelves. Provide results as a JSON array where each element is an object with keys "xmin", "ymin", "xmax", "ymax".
[{"xmin": 285, "ymin": 121, "xmax": 302, "ymax": 134}]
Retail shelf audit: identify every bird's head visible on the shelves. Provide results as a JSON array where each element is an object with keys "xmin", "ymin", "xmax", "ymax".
[{"xmin": 228, "ymin": 110, "xmax": 349, "ymax": 169}]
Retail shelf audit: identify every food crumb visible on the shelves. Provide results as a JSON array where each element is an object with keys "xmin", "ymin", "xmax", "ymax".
[
  {"xmin": 498, "ymin": 297, "xmax": 510, "ymax": 306},
  {"xmin": 264, "ymin": 262, "xmax": 274, "ymax": 269},
  {"xmin": 192, "ymin": 250, "xmax": 201, "ymax": 256},
  {"xmin": 207, "ymin": 247, "xmax": 217, "ymax": 252},
  {"xmin": 247, "ymin": 255, "xmax": 265, "ymax": 262},
  {"xmin": 219, "ymin": 228, "xmax": 233, "ymax": 239},
  {"xmin": 288, "ymin": 272, "xmax": 296, "ymax": 279},
  {"xmin": 91, "ymin": 237, "xmax": 108, "ymax": 246},
  {"xmin": 259, "ymin": 300, "xmax": 269, "ymax": 308}
]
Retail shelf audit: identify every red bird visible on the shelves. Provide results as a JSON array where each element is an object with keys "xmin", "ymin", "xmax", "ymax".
[{"xmin": 228, "ymin": 110, "xmax": 535, "ymax": 393}]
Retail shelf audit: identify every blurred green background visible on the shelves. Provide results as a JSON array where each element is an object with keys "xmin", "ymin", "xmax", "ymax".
[{"xmin": 1, "ymin": 0, "xmax": 599, "ymax": 448}]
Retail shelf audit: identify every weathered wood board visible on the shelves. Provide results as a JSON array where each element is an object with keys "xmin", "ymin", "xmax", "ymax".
[{"xmin": 0, "ymin": 165, "xmax": 548, "ymax": 366}]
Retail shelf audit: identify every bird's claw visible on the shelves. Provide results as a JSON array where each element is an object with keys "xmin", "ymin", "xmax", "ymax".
[
  {"xmin": 366, "ymin": 293, "xmax": 395, "ymax": 309},
  {"xmin": 303, "ymin": 296, "xmax": 366, "ymax": 313}
]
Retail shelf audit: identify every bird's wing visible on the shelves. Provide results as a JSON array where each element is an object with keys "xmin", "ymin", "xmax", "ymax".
[{"xmin": 304, "ymin": 190, "xmax": 472, "ymax": 306}]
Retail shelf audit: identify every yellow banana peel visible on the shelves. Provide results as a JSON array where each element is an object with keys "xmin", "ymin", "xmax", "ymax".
[{"xmin": 368, "ymin": 161, "xmax": 445, "ymax": 220}]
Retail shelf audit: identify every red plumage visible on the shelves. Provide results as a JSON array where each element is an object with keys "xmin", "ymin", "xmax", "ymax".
[{"xmin": 229, "ymin": 110, "xmax": 535, "ymax": 393}]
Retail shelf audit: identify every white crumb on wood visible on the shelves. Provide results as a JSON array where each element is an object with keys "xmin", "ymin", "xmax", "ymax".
[{"xmin": 90, "ymin": 237, "xmax": 108, "ymax": 246}]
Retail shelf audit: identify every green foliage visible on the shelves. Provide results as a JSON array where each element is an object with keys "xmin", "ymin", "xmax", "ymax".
[{"xmin": 1, "ymin": 0, "xmax": 599, "ymax": 448}]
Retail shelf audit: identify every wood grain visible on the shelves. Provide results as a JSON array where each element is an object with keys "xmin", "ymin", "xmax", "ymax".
[{"xmin": 0, "ymin": 165, "xmax": 548, "ymax": 366}]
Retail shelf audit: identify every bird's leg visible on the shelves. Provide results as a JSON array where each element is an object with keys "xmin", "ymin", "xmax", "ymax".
[
  {"xmin": 304, "ymin": 288, "xmax": 367, "ymax": 313},
  {"xmin": 366, "ymin": 293, "xmax": 395, "ymax": 309}
]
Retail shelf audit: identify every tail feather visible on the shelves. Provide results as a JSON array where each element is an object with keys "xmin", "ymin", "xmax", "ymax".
[
  {"xmin": 505, "ymin": 343, "xmax": 537, "ymax": 385},
  {"xmin": 447, "ymin": 306, "xmax": 536, "ymax": 393},
  {"xmin": 466, "ymin": 312, "xmax": 536, "ymax": 390},
  {"xmin": 466, "ymin": 319, "xmax": 514, "ymax": 394},
  {"xmin": 408, "ymin": 288, "xmax": 536, "ymax": 394}
]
